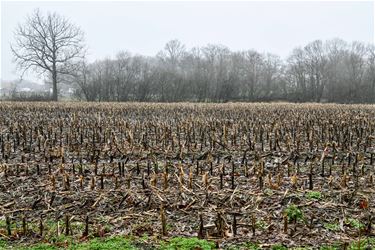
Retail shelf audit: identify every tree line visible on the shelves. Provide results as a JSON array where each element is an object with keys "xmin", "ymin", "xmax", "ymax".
[
  {"xmin": 11, "ymin": 10, "xmax": 375, "ymax": 103},
  {"xmin": 70, "ymin": 39, "xmax": 375, "ymax": 103}
]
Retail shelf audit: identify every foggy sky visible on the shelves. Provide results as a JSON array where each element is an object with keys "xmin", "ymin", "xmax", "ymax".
[{"xmin": 1, "ymin": 1, "xmax": 374, "ymax": 83}]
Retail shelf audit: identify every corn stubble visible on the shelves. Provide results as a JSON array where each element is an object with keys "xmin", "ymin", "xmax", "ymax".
[{"xmin": 0, "ymin": 102, "xmax": 374, "ymax": 247}]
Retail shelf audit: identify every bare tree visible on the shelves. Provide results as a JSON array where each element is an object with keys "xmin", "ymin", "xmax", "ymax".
[
  {"xmin": 287, "ymin": 48, "xmax": 307, "ymax": 101},
  {"xmin": 260, "ymin": 53, "xmax": 282, "ymax": 99},
  {"xmin": 324, "ymin": 39, "xmax": 347, "ymax": 102},
  {"xmin": 304, "ymin": 40, "xmax": 328, "ymax": 102},
  {"xmin": 11, "ymin": 9, "xmax": 85, "ymax": 101},
  {"xmin": 159, "ymin": 39, "xmax": 186, "ymax": 66},
  {"xmin": 243, "ymin": 50, "xmax": 263, "ymax": 100},
  {"xmin": 344, "ymin": 42, "xmax": 367, "ymax": 102},
  {"xmin": 68, "ymin": 60, "xmax": 93, "ymax": 101}
]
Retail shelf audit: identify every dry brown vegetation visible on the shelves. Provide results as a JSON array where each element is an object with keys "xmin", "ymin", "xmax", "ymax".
[{"xmin": 0, "ymin": 102, "xmax": 374, "ymax": 248}]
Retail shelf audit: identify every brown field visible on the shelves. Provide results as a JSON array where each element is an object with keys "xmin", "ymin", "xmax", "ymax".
[{"xmin": 0, "ymin": 102, "xmax": 374, "ymax": 249}]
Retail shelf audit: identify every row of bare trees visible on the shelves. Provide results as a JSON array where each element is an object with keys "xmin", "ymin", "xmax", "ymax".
[
  {"xmin": 12, "ymin": 10, "xmax": 375, "ymax": 103},
  {"xmin": 70, "ymin": 39, "xmax": 375, "ymax": 103},
  {"xmin": 287, "ymin": 40, "xmax": 375, "ymax": 103}
]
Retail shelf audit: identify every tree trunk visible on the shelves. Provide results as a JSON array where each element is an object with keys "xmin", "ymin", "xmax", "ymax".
[{"xmin": 52, "ymin": 69, "xmax": 58, "ymax": 101}]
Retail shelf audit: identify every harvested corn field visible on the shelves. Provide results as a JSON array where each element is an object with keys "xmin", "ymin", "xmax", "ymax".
[{"xmin": 0, "ymin": 102, "xmax": 374, "ymax": 249}]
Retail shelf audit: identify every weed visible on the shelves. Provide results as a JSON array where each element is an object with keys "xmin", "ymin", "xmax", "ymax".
[
  {"xmin": 264, "ymin": 188, "xmax": 274, "ymax": 196},
  {"xmin": 255, "ymin": 220, "xmax": 268, "ymax": 230},
  {"xmin": 306, "ymin": 191, "xmax": 322, "ymax": 200},
  {"xmin": 346, "ymin": 218, "xmax": 364, "ymax": 230},
  {"xmin": 323, "ymin": 223, "xmax": 340, "ymax": 232},
  {"xmin": 348, "ymin": 238, "xmax": 375, "ymax": 250},
  {"xmin": 285, "ymin": 204, "xmax": 303, "ymax": 222},
  {"xmin": 0, "ymin": 239, "xmax": 7, "ymax": 250}
]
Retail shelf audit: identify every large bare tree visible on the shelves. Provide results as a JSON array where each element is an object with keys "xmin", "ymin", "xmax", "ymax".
[{"xmin": 11, "ymin": 9, "xmax": 85, "ymax": 101}]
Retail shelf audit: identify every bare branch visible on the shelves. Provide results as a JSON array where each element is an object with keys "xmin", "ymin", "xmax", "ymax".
[{"xmin": 11, "ymin": 8, "xmax": 86, "ymax": 101}]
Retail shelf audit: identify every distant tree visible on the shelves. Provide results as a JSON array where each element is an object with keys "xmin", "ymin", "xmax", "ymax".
[
  {"xmin": 158, "ymin": 39, "xmax": 186, "ymax": 66},
  {"xmin": 69, "ymin": 60, "xmax": 95, "ymax": 101},
  {"xmin": 366, "ymin": 45, "xmax": 375, "ymax": 102},
  {"xmin": 287, "ymin": 47, "xmax": 308, "ymax": 101},
  {"xmin": 11, "ymin": 9, "xmax": 85, "ymax": 101},
  {"xmin": 260, "ymin": 53, "xmax": 282, "ymax": 99},
  {"xmin": 242, "ymin": 50, "xmax": 263, "ymax": 101},
  {"xmin": 304, "ymin": 40, "xmax": 328, "ymax": 102},
  {"xmin": 344, "ymin": 42, "xmax": 367, "ymax": 102},
  {"xmin": 324, "ymin": 39, "xmax": 347, "ymax": 102}
]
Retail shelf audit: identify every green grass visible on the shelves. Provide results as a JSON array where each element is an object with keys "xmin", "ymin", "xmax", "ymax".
[
  {"xmin": 263, "ymin": 188, "xmax": 274, "ymax": 196},
  {"xmin": 323, "ymin": 223, "xmax": 340, "ymax": 232},
  {"xmin": 0, "ymin": 218, "xmax": 85, "ymax": 243},
  {"xmin": 0, "ymin": 220, "xmax": 6, "ymax": 228},
  {"xmin": 319, "ymin": 246, "xmax": 339, "ymax": 250},
  {"xmin": 284, "ymin": 204, "xmax": 304, "ymax": 222},
  {"xmin": 0, "ymin": 236, "xmax": 373, "ymax": 250},
  {"xmin": 0, "ymin": 236, "xmax": 135, "ymax": 250},
  {"xmin": 75, "ymin": 236, "xmax": 136, "ymax": 250},
  {"xmin": 242, "ymin": 242, "xmax": 260, "ymax": 250},
  {"xmin": 319, "ymin": 238, "xmax": 375, "ymax": 250},
  {"xmin": 291, "ymin": 248, "xmax": 313, "ymax": 250},
  {"xmin": 160, "ymin": 237, "xmax": 215, "ymax": 250},
  {"xmin": 24, "ymin": 244, "xmax": 57, "ymax": 250},
  {"xmin": 226, "ymin": 242, "xmax": 260, "ymax": 250},
  {"xmin": 306, "ymin": 191, "xmax": 322, "ymax": 200},
  {"xmin": 346, "ymin": 218, "xmax": 364, "ymax": 230},
  {"xmin": 271, "ymin": 244, "xmax": 288, "ymax": 250},
  {"xmin": 348, "ymin": 237, "xmax": 375, "ymax": 250},
  {"xmin": 0, "ymin": 239, "xmax": 7, "ymax": 250},
  {"xmin": 255, "ymin": 220, "xmax": 268, "ymax": 230}
]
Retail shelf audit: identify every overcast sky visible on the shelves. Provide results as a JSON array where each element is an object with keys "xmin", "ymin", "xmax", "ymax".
[{"xmin": 1, "ymin": 1, "xmax": 374, "ymax": 83}]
